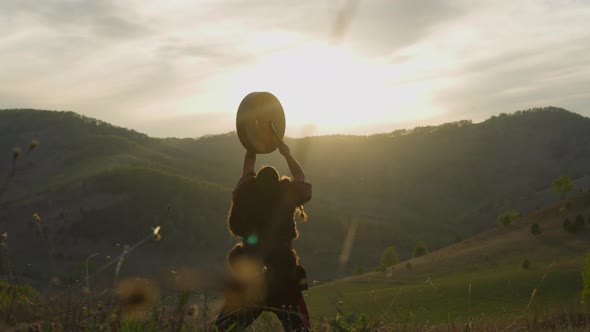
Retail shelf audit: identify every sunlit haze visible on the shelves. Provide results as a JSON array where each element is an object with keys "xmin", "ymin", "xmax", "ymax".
[{"xmin": 1, "ymin": 0, "xmax": 588, "ymax": 137}]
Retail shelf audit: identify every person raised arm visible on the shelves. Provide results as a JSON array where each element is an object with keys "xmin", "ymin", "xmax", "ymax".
[
  {"xmin": 233, "ymin": 150, "xmax": 256, "ymax": 193},
  {"xmin": 279, "ymin": 141, "xmax": 305, "ymax": 182},
  {"xmin": 241, "ymin": 150, "xmax": 256, "ymax": 179}
]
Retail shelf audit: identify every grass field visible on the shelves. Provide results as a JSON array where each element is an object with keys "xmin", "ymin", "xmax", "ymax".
[
  {"xmin": 301, "ymin": 192, "xmax": 590, "ymax": 328},
  {"xmin": 305, "ymin": 256, "xmax": 585, "ymax": 323}
]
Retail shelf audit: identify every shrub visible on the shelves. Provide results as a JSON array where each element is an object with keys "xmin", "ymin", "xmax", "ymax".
[
  {"xmin": 380, "ymin": 246, "xmax": 399, "ymax": 271},
  {"xmin": 354, "ymin": 266, "xmax": 364, "ymax": 275},
  {"xmin": 553, "ymin": 175, "xmax": 573, "ymax": 199},
  {"xmin": 575, "ymin": 214, "xmax": 586, "ymax": 229},
  {"xmin": 564, "ymin": 216, "xmax": 586, "ymax": 233},
  {"xmin": 531, "ymin": 223, "xmax": 542, "ymax": 235},
  {"xmin": 0, "ymin": 280, "xmax": 39, "ymax": 312},
  {"xmin": 522, "ymin": 259, "xmax": 531, "ymax": 269},
  {"xmin": 413, "ymin": 241, "xmax": 429, "ymax": 257},
  {"xmin": 498, "ymin": 211, "xmax": 521, "ymax": 227},
  {"xmin": 563, "ymin": 218, "xmax": 571, "ymax": 231}
]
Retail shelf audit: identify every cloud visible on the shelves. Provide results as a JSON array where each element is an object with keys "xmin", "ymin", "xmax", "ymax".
[
  {"xmin": 344, "ymin": 0, "xmax": 463, "ymax": 55},
  {"xmin": 0, "ymin": 0, "xmax": 147, "ymax": 39},
  {"xmin": 0, "ymin": 0, "xmax": 588, "ymax": 138}
]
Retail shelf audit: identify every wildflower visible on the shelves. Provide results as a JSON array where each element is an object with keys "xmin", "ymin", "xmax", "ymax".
[
  {"xmin": 187, "ymin": 305, "xmax": 199, "ymax": 317},
  {"xmin": 115, "ymin": 243, "xmax": 121, "ymax": 249},
  {"xmin": 338, "ymin": 300, "xmax": 343, "ymax": 306},
  {"xmin": 33, "ymin": 213, "xmax": 41, "ymax": 223},
  {"xmin": 170, "ymin": 270, "xmax": 177, "ymax": 276},
  {"xmin": 106, "ymin": 256, "xmax": 111, "ymax": 262},
  {"xmin": 27, "ymin": 263, "xmax": 31, "ymax": 268},
  {"xmin": 1, "ymin": 232, "xmax": 7, "ymax": 241},
  {"xmin": 28, "ymin": 139, "xmax": 39, "ymax": 152},
  {"xmin": 152, "ymin": 226, "xmax": 162, "ymax": 241},
  {"xmin": 12, "ymin": 147, "xmax": 22, "ymax": 160},
  {"xmin": 50, "ymin": 276, "xmax": 62, "ymax": 287},
  {"xmin": 312, "ymin": 280, "xmax": 319, "ymax": 286},
  {"xmin": 117, "ymin": 278, "xmax": 160, "ymax": 318},
  {"xmin": 152, "ymin": 226, "xmax": 161, "ymax": 235}
]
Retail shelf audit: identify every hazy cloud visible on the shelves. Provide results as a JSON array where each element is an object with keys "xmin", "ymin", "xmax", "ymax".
[
  {"xmin": 0, "ymin": 0, "xmax": 147, "ymax": 39},
  {"xmin": 0, "ymin": 0, "xmax": 588, "ymax": 137}
]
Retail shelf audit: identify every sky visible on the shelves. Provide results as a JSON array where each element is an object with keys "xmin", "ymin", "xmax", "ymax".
[{"xmin": 0, "ymin": 0, "xmax": 589, "ymax": 138}]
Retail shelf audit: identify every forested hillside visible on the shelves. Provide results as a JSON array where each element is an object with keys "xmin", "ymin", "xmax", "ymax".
[{"xmin": 1, "ymin": 107, "xmax": 589, "ymax": 281}]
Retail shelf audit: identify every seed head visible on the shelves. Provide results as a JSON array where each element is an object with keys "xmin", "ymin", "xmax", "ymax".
[
  {"xmin": 28, "ymin": 139, "xmax": 39, "ymax": 152},
  {"xmin": 50, "ymin": 276, "xmax": 62, "ymax": 287},
  {"xmin": 12, "ymin": 147, "xmax": 22, "ymax": 160},
  {"xmin": 152, "ymin": 226, "xmax": 161, "ymax": 235},
  {"xmin": 116, "ymin": 278, "xmax": 159, "ymax": 318},
  {"xmin": 33, "ymin": 213, "xmax": 41, "ymax": 223},
  {"xmin": 187, "ymin": 305, "xmax": 199, "ymax": 317}
]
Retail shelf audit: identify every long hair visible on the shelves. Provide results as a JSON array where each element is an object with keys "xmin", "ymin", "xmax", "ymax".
[
  {"xmin": 228, "ymin": 166, "xmax": 280, "ymax": 238},
  {"xmin": 228, "ymin": 165, "xmax": 309, "ymax": 242}
]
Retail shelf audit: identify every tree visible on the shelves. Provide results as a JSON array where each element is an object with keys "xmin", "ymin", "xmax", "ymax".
[
  {"xmin": 564, "ymin": 216, "xmax": 586, "ymax": 233},
  {"xmin": 498, "ymin": 211, "xmax": 521, "ymax": 227},
  {"xmin": 531, "ymin": 223, "xmax": 542, "ymax": 235},
  {"xmin": 413, "ymin": 241, "xmax": 429, "ymax": 257},
  {"xmin": 354, "ymin": 266, "xmax": 364, "ymax": 275},
  {"xmin": 522, "ymin": 258, "xmax": 531, "ymax": 269},
  {"xmin": 563, "ymin": 218, "xmax": 572, "ymax": 231},
  {"xmin": 582, "ymin": 253, "xmax": 590, "ymax": 304},
  {"xmin": 553, "ymin": 175, "xmax": 573, "ymax": 199},
  {"xmin": 574, "ymin": 214, "xmax": 586, "ymax": 231},
  {"xmin": 380, "ymin": 246, "xmax": 399, "ymax": 271}
]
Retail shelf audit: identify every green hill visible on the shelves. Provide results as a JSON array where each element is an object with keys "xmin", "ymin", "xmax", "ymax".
[
  {"xmin": 305, "ymin": 190, "xmax": 590, "ymax": 324},
  {"xmin": 1, "ymin": 107, "xmax": 589, "ymax": 283}
]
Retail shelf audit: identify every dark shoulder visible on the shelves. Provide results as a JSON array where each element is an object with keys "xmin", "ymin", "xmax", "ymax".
[
  {"xmin": 280, "ymin": 178, "xmax": 312, "ymax": 204},
  {"xmin": 233, "ymin": 172, "xmax": 256, "ymax": 198}
]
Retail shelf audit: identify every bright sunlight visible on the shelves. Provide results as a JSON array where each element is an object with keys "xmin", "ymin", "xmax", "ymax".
[{"xmin": 229, "ymin": 41, "xmax": 439, "ymax": 135}]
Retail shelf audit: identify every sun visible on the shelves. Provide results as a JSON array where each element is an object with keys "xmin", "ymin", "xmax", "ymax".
[
  {"xmin": 211, "ymin": 39, "xmax": 445, "ymax": 137},
  {"xmin": 232, "ymin": 42, "xmax": 394, "ymax": 133}
]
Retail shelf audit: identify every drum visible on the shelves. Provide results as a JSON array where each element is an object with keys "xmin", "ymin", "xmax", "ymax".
[{"xmin": 236, "ymin": 92, "xmax": 286, "ymax": 154}]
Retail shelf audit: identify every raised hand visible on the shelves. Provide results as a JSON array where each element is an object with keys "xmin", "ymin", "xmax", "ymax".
[{"xmin": 278, "ymin": 141, "xmax": 291, "ymax": 157}]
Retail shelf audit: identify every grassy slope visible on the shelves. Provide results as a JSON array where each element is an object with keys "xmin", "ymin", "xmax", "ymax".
[{"xmin": 305, "ymin": 191, "xmax": 590, "ymax": 323}]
